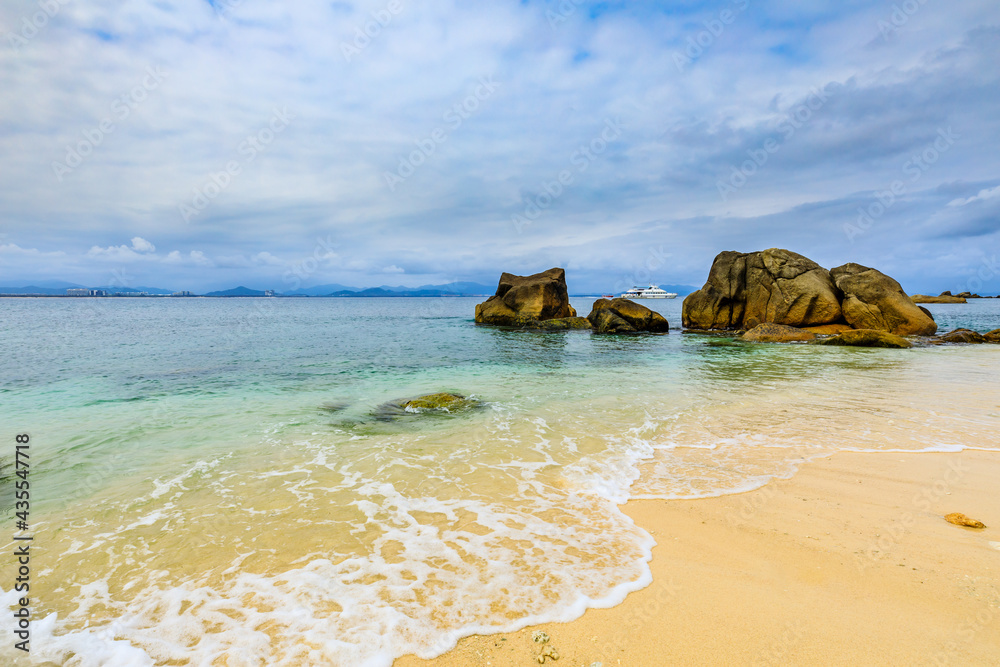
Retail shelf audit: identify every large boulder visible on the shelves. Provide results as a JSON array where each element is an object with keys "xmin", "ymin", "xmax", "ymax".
[
  {"xmin": 985, "ymin": 329, "xmax": 1000, "ymax": 343},
  {"xmin": 813, "ymin": 329, "xmax": 912, "ymax": 349},
  {"xmin": 682, "ymin": 249, "xmax": 843, "ymax": 330},
  {"xmin": 829, "ymin": 263, "xmax": 937, "ymax": 336},
  {"xmin": 587, "ymin": 298, "xmax": 669, "ymax": 334},
  {"xmin": 742, "ymin": 323, "xmax": 816, "ymax": 343},
  {"xmin": 475, "ymin": 268, "xmax": 576, "ymax": 327}
]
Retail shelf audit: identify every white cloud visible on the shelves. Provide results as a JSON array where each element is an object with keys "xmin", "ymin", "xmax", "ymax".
[
  {"xmin": 0, "ymin": 243, "xmax": 65, "ymax": 257},
  {"xmin": 189, "ymin": 250, "xmax": 212, "ymax": 266},
  {"xmin": 253, "ymin": 251, "xmax": 283, "ymax": 266},
  {"xmin": 131, "ymin": 237, "xmax": 156, "ymax": 253},
  {"xmin": 88, "ymin": 244, "xmax": 141, "ymax": 260},
  {"xmin": 381, "ymin": 265, "xmax": 405, "ymax": 274},
  {"xmin": 948, "ymin": 184, "xmax": 1000, "ymax": 207},
  {"xmin": 163, "ymin": 249, "xmax": 213, "ymax": 267}
]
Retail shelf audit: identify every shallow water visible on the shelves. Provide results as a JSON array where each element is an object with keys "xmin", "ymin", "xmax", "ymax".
[{"xmin": 1, "ymin": 297, "xmax": 998, "ymax": 666}]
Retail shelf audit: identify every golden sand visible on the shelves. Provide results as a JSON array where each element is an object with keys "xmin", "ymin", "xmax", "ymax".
[{"xmin": 396, "ymin": 450, "xmax": 1000, "ymax": 666}]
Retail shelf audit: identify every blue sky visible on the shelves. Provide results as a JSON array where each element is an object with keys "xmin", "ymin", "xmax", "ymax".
[{"xmin": 1, "ymin": 0, "xmax": 999, "ymax": 294}]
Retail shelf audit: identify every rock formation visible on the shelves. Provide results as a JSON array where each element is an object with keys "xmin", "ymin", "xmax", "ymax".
[
  {"xmin": 911, "ymin": 294, "xmax": 966, "ymax": 304},
  {"xmin": 683, "ymin": 249, "xmax": 937, "ymax": 336},
  {"xmin": 682, "ymin": 249, "xmax": 842, "ymax": 330},
  {"xmin": 829, "ymin": 263, "xmax": 937, "ymax": 336},
  {"xmin": 587, "ymin": 298, "xmax": 669, "ymax": 334},
  {"xmin": 475, "ymin": 268, "xmax": 577, "ymax": 327}
]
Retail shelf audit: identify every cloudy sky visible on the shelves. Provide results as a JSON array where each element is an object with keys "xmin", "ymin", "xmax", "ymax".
[{"xmin": 1, "ymin": 0, "xmax": 998, "ymax": 294}]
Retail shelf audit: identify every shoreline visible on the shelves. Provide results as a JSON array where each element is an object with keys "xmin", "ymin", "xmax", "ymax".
[{"xmin": 395, "ymin": 449, "xmax": 1000, "ymax": 666}]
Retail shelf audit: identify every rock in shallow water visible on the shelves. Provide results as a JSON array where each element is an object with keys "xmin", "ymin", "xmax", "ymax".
[
  {"xmin": 742, "ymin": 322, "xmax": 816, "ymax": 343},
  {"xmin": 812, "ymin": 329, "xmax": 912, "ymax": 349},
  {"xmin": 682, "ymin": 248, "xmax": 842, "ymax": 330},
  {"xmin": 529, "ymin": 316, "xmax": 593, "ymax": 330},
  {"xmin": 372, "ymin": 393, "xmax": 483, "ymax": 420},
  {"xmin": 938, "ymin": 328, "xmax": 987, "ymax": 344},
  {"xmin": 587, "ymin": 298, "xmax": 669, "ymax": 333},
  {"xmin": 475, "ymin": 268, "xmax": 576, "ymax": 327},
  {"xmin": 830, "ymin": 263, "xmax": 937, "ymax": 336}
]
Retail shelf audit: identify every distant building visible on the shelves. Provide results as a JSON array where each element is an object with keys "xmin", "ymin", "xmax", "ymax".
[
  {"xmin": 67, "ymin": 288, "xmax": 108, "ymax": 296},
  {"xmin": 264, "ymin": 290, "xmax": 276, "ymax": 297},
  {"xmin": 171, "ymin": 291, "xmax": 194, "ymax": 297}
]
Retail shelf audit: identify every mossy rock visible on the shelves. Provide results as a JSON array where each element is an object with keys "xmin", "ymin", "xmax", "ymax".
[
  {"xmin": 813, "ymin": 329, "xmax": 912, "ymax": 348},
  {"xmin": 373, "ymin": 392, "xmax": 483, "ymax": 421},
  {"xmin": 403, "ymin": 393, "xmax": 471, "ymax": 410}
]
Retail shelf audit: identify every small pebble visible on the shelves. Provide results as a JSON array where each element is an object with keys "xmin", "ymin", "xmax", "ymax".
[
  {"xmin": 532, "ymin": 630, "xmax": 550, "ymax": 644},
  {"xmin": 944, "ymin": 512, "xmax": 986, "ymax": 529}
]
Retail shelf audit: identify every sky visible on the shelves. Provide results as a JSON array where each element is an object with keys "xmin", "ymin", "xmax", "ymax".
[{"xmin": 1, "ymin": 0, "xmax": 999, "ymax": 294}]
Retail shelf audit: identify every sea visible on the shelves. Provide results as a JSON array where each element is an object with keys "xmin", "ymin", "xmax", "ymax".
[{"xmin": 1, "ymin": 296, "xmax": 999, "ymax": 666}]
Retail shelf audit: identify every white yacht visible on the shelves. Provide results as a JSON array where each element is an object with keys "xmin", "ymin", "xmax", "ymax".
[{"xmin": 620, "ymin": 285, "xmax": 677, "ymax": 299}]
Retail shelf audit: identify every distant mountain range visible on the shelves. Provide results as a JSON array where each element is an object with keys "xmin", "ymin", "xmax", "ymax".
[
  {"xmin": 0, "ymin": 280, "xmax": 698, "ymax": 297},
  {"xmin": 0, "ymin": 283, "xmax": 173, "ymax": 295},
  {"xmin": 0, "ymin": 281, "xmax": 496, "ymax": 297}
]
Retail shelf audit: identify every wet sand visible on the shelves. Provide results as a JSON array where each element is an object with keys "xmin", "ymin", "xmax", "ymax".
[{"xmin": 396, "ymin": 449, "xmax": 1000, "ymax": 666}]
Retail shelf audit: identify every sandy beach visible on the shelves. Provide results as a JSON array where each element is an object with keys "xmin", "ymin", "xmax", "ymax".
[{"xmin": 397, "ymin": 449, "xmax": 1000, "ymax": 666}]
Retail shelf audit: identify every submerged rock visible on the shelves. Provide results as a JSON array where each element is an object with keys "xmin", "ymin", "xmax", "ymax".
[
  {"xmin": 587, "ymin": 298, "xmax": 669, "ymax": 333},
  {"xmin": 944, "ymin": 512, "xmax": 986, "ymax": 529},
  {"xmin": 938, "ymin": 328, "xmax": 987, "ymax": 344},
  {"xmin": 530, "ymin": 316, "xmax": 593, "ymax": 331},
  {"xmin": 373, "ymin": 393, "xmax": 483, "ymax": 420},
  {"xmin": 830, "ymin": 263, "xmax": 937, "ymax": 336},
  {"xmin": 741, "ymin": 323, "xmax": 816, "ymax": 343},
  {"xmin": 475, "ymin": 268, "xmax": 576, "ymax": 327},
  {"xmin": 813, "ymin": 329, "xmax": 912, "ymax": 349}
]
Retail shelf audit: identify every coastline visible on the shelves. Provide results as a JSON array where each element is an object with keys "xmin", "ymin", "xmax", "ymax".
[{"xmin": 396, "ymin": 449, "xmax": 1000, "ymax": 666}]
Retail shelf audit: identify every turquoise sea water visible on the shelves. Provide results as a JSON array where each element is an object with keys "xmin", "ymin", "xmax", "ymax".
[{"xmin": 1, "ymin": 297, "xmax": 999, "ymax": 666}]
